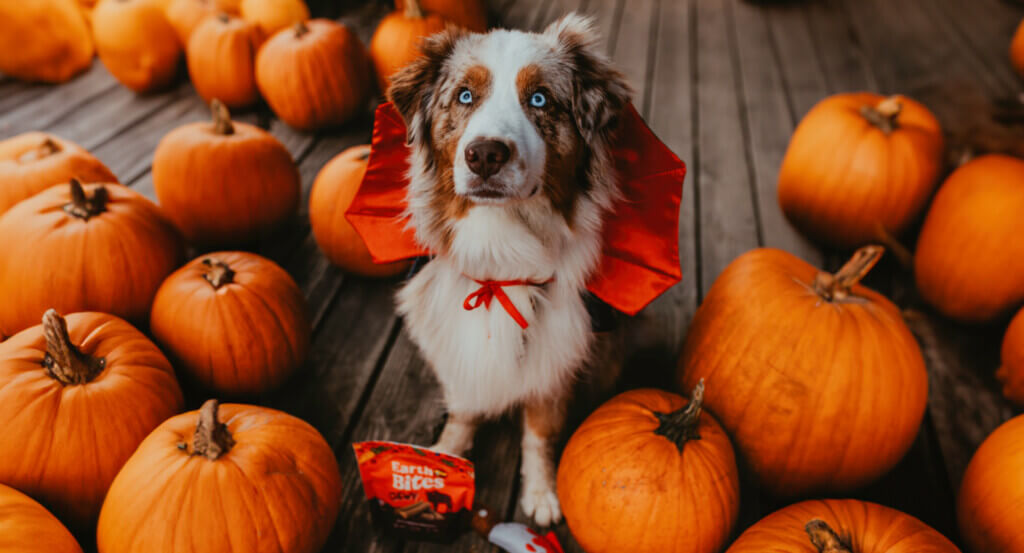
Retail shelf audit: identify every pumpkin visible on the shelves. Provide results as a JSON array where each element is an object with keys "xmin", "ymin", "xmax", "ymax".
[
  {"xmin": 997, "ymin": 308, "xmax": 1024, "ymax": 407},
  {"xmin": 0, "ymin": 179, "xmax": 184, "ymax": 337},
  {"xmin": 0, "ymin": 484, "xmax": 83, "ymax": 553},
  {"xmin": 0, "ymin": 310, "xmax": 183, "ymax": 530},
  {"xmin": 92, "ymin": 0, "xmax": 181, "ymax": 93},
  {"xmin": 310, "ymin": 145, "xmax": 412, "ymax": 277},
  {"xmin": 727, "ymin": 499, "xmax": 959, "ymax": 553},
  {"xmin": 97, "ymin": 399, "xmax": 342, "ymax": 552},
  {"xmin": 0, "ymin": 0, "xmax": 94, "ymax": 83},
  {"xmin": 153, "ymin": 100, "xmax": 299, "ymax": 245},
  {"xmin": 958, "ymin": 413, "xmax": 1024, "ymax": 553},
  {"xmin": 255, "ymin": 19, "xmax": 372, "ymax": 130},
  {"xmin": 370, "ymin": 0, "xmax": 449, "ymax": 92},
  {"xmin": 677, "ymin": 246, "xmax": 927, "ymax": 496},
  {"xmin": 777, "ymin": 93, "xmax": 944, "ymax": 250},
  {"xmin": 0, "ymin": 132, "xmax": 118, "ymax": 215},
  {"xmin": 557, "ymin": 382, "xmax": 740, "ymax": 553},
  {"xmin": 150, "ymin": 251, "xmax": 310, "ymax": 395},
  {"xmin": 165, "ymin": 0, "xmax": 220, "ymax": 43},
  {"xmin": 186, "ymin": 14, "xmax": 262, "ymax": 108},
  {"xmin": 394, "ymin": 0, "xmax": 485, "ymax": 32},
  {"xmin": 239, "ymin": 0, "xmax": 308, "ymax": 36},
  {"xmin": 915, "ymin": 154, "xmax": 1024, "ymax": 323},
  {"xmin": 1012, "ymin": 19, "xmax": 1024, "ymax": 78}
]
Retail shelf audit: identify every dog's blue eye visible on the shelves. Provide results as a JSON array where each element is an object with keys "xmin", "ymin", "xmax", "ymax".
[
  {"xmin": 530, "ymin": 92, "xmax": 547, "ymax": 107},
  {"xmin": 458, "ymin": 89, "xmax": 473, "ymax": 104}
]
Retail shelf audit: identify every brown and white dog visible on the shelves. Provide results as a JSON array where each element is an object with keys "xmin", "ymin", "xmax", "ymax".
[{"xmin": 387, "ymin": 14, "xmax": 630, "ymax": 526}]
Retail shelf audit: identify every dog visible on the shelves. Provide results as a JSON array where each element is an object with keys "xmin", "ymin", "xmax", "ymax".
[{"xmin": 387, "ymin": 13, "xmax": 631, "ymax": 526}]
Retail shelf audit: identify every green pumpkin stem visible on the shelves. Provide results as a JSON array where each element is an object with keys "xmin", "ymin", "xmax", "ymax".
[
  {"xmin": 653, "ymin": 379, "xmax": 704, "ymax": 452},
  {"xmin": 859, "ymin": 96, "xmax": 902, "ymax": 134},
  {"xmin": 42, "ymin": 309, "xmax": 106, "ymax": 385},
  {"xmin": 202, "ymin": 258, "xmax": 235, "ymax": 289},
  {"xmin": 813, "ymin": 245, "xmax": 884, "ymax": 302},
  {"xmin": 806, "ymin": 519, "xmax": 853, "ymax": 553},
  {"xmin": 210, "ymin": 99, "xmax": 234, "ymax": 135},
  {"xmin": 404, "ymin": 0, "xmax": 424, "ymax": 18},
  {"xmin": 64, "ymin": 178, "xmax": 108, "ymax": 220},
  {"xmin": 192, "ymin": 399, "xmax": 235, "ymax": 460}
]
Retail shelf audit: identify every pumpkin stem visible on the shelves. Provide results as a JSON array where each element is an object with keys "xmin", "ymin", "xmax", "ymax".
[
  {"xmin": 18, "ymin": 137, "xmax": 61, "ymax": 163},
  {"xmin": 871, "ymin": 223, "xmax": 913, "ymax": 270},
  {"xmin": 806, "ymin": 519, "xmax": 853, "ymax": 553},
  {"xmin": 192, "ymin": 399, "xmax": 235, "ymax": 461},
  {"xmin": 653, "ymin": 379, "xmax": 704, "ymax": 453},
  {"xmin": 210, "ymin": 99, "xmax": 234, "ymax": 135},
  {"xmin": 404, "ymin": 0, "xmax": 424, "ymax": 18},
  {"xmin": 813, "ymin": 245, "xmax": 884, "ymax": 302},
  {"xmin": 860, "ymin": 96, "xmax": 902, "ymax": 134},
  {"xmin": 293, "ymin": 20, "xmax": 309, "ymax": 38},
  {"xmin": 216, "ymin": 11, "xmax": 230, "ymax": 23},
  {"xmin": 64, "ymin": 178, "xmax": 108, "ymax": 220},
  {"xmin": 202, "ymin": 258, "xmax": 235, "ymax": 289},
  {"xmin": 357, "ymin": 148, "xmax": 371, "ymax": 161},
  {"xmin": 41, "ymin": 309, "xmax": 106, "ymax": 385}
]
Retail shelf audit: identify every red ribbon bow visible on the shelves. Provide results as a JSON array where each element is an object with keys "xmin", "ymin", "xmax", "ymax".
[{"xmin": 463, "ymin": 278, "xmax": 552, "ymax": 329}]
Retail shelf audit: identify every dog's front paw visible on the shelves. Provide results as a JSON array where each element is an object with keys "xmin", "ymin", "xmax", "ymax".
[{"xmin": 520, "ymin": 484, "xmax": 562, "ymax": 527}]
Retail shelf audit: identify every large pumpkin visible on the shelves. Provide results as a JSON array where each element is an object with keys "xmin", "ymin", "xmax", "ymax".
[
  {"xmin": 153, "ymin": 100, "xmax": 299, "ymax": 246},
  {"xmin": 310, "ymin": 145, "xmax": 411, "ymax": 277},
  {"xmin": 1012, "ymin": 19, "xmax": 1024, "ymax": 78},
  {"xmin": 165, "ymin": 0, "xmax": 222, "ymax": 44},
  {"xmin": 0, "ymin": 0, "xmax": 94, "ymax": 83},
  {"xmin": 958, "ymin": 414, "xmax": 1024, "ymax": 553},
  {"xmin": 727, "ymin": 499, "xmax": 959, "ymax": 553},
  {"xmin": 394, "ymin": 0, "xmax": 485, "ymax": 32},
  {"xmin": 0, "ymin": 132, "xmax": 118, "ymax": 215},
  {"xmin": 370, "ymin": 0, "xmax": 449, "ymax": 92},
  {"xmin": 255, "ymin": 19, "xmax": 372, "ymax": 130},
  {"xmin": 778, "ymin": 93, "xmax": 944, "ymax": 249},
  {"xmin": 915, "ymin": 154, "xmax": 1024, "ymax": 323},
  {"xmin": 92, "ymin": 0, "xmax": 182, "ymax": 93},
  {"xmin": 150, "ymin": 251, "xmax": 310, "ymax": 395},
  {"xmin": 0, "ymin": 179, "xmax": 184, "ymax": 337},
  {"xmin": 0, "ymin": 310, "xmax": 183, "ymax": 531},
  {"xmin": 0, "ymin": 484, "xmax": 82, "ymax": 553},
  {"xmin": 998, "ymin": 308, "xmax": 1024, "ymax": 407},
  {"xmin": 557, "ymin": 383, "xmax": 740, "ymax": 553},
  {"xmin": 97, "ymin": 399, "xmax": 342, "ymax": 553},
  {"xmin": 186, "ymin": 15, "xmax": 262, "ymax": 108},
  {"xmin": 239, "ymin": 0, "xmax": 308, "ymax": 36},
  {"xmin": 677, "ymin": 246, "xmax": 927, "ymax": 496}
]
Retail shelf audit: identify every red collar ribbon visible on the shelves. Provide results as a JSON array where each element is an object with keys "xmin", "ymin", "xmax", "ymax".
[
  {"xmin": 346, "ymin": 102, "xmax": 686, "ymax": 316},
  {"xmin": 463, "ymin": 278, "xmax": 553, "ymax": 329}
]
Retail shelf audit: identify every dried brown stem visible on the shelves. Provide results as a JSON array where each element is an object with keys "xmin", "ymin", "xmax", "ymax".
[
  {"xmin": 192, "ymin": 399, "xmax": 235, "ymax": 460},
  {"xmin": 806, "ymin": 519, "xmax": 852, "ymax": 553},
  {"xmin": 860, "ymin": 96, "xmax": 902, "ymax": 134},
  {"xmin": 202, "ymin": 258, "xmax": 235, "ymax": 289},
  {"xmin": 813, "ymin": 245, "xmax": 884, "ymax": 302},
  {"xmin": 654, "ymin": 379, "xmax": 704, "ymax": 452},
  {"xmin": 64, "ymin": 178, "xmax": 108, "ymax": 220},
  {"xmin": 42, "ymin": 309, "xmax": 105, "ymax": 385}
]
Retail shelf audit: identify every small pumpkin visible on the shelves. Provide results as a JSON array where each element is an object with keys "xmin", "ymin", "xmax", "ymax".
[
  {"xmin": 778, "ymin": 93, "xmax": 944, "ymax": 250},
  {"xmin": 256, "ymin": 19, "xmax": 372, "ymax": 130},
  {"xmin": 310, "ymin": 145, "xmax": 412, "ymax": 277},
  {"xmin": 1012, "ymin": 19, "xmax": 1024, "ymax": 78},
  {"xmin": 165, "ymin": 0, "xmax": 221, "ymax": 44},
  {"xmin": 97, "ymin": 399, "xmax": 342, "ymax": 552},
  {"xmin": 370, "ymin": 0, "xmax": 449, "ymax": 92},
  {"xmin": 915, "ymin": 154, "xmax": 1024, "ymax": 323},
  {"xmin": 394, "ymin": 0, "xmax": 485, "ymax": 32},
  {"xmin": 0, "ymin": 179, "xmax": 184, "ymax": 337},
  {"xmin": 0, "ymin": 0, "xmax": 94, "ymax": 83},
  {"xmin": 92, "ymin": 0, "xmax": 182, "ymax": 93},
  {"xmin": 150, "ymin": 251, "xmax": 310, "ymax": 395},
  {"xmin": 239, "ymin": 0, "xmax": 308, "ymax": 36},
  {"xmin": 186, "ymin": 14, "xmax": 262, "ymax": 108},
  {"xmin": 0, "ymin": 310, "xmax": 183, "ymax": 531},
  {"xmin": 153, "ymin": 100, "xmax": 299, "ymax": 245},
  {"xmin": 677, "ymin": 246, "xmax": 927, "ymax": 497},
  {"xmin": 0, "ymin": 484, "xmax": 83, "ymax": 553},
  {"xmin": 997, "ymin": 308, "xmax": 1024, "ymax": 407},
  {"xmin": 958, "ymin": 414, "xmax": 1024, "ymax": 553},
  {"xmin": 0, "ymin": 132, "xmax": 118, "ymax": 215},
  {"xmin": 727, "ymin": 499, "xmax": 959, "ymax": 553},
  {"xmin": 557, "ymin": 382, "xmax": 740, "ymax": 553}
]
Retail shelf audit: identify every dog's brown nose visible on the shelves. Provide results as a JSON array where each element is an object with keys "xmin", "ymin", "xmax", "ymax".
[{"xmin": 465, "ymin": 139, "xmax": 511, "ymax": 179}]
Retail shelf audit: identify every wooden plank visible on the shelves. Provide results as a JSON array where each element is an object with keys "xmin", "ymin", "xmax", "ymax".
[
  {"xmin": 930, "ymin": 0, "xmax": 1022, "ymax": 93},
  {"xmin": 0, "ymin": 63, "xmax": 119, "ymax": 137},
  {"xmin": 805, "ymin": 0, "xmax": 878, "ymax": 92}
]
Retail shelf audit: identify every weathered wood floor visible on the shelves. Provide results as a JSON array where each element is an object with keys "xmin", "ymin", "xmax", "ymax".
[{"xmin": 3, "ymin": 0, "xmax": 1024, "ymax": 551}]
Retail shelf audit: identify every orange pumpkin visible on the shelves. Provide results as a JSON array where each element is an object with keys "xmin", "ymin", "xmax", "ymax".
[
  {"xmin": 150, "ymin": 251, "xmax": 310, "ymax": 395},
  {"xmin": 0, "ymin": 484, "xmax": 83, "ymax": 553},
  {"xmin": 92, "ymin": 0, "xmax": 181, "ymax": 93},
  {"xmin": 153, "ymin": 100, "xmax": 299, "ymax": 245},
  {"xmin": 239, "ymin": 0, "xmax": 308, "ymax": 36},
  {"xmin": 778, "ymin": 93, "xmax": 944, "ymax": 249},
  {"xmin": 998, "ymin": 308, "xmax": 1024, "ymax": 407},
  {"xmin": 256, "ymin": 19, "xmax": 372, "ymax": 130},
  {"xmin": 915, "ymin": 154, "xmax": 1024, "ymax": 323},
  {"xmin": 310, "ymin": 145, "xmax": 412, "ymax": 277},
  {"xmin": 1012, "ymin": 19, "xmax": 1024, "ymax": 78},
  {"xmin": 677, "ymin": 246, "xmax": 927, "ymax": 497},
  {"xmin": 0, "ymin": 310, "xmax": 183, "ymax": 531},
  {"xmin": 958, "ymin": 413, "xmax": 1024, "ymax": 553},
  {"xmin": 0, "ymin": 0, "xmax": 94, "ymax": 83},
  {"xmin": 0, "ymin": 179, "xmax": 184, "ymax": 337},
  {"xmin": 0, "ymin": 132, "xmax": 118, "ymax": 215},
  {"xmin": 395, "ymin": 0, "xmax": 485, "ymax": 32},
  {"xmin": 97, "ymin": 399, "xmax": 342, "ymax": 552},
  {"xmin": 186, "ymin": 14, "xmax": 262, "ymax": 108},
  {"xmin": 727, "ymin": 499, "xmax": 959, "ymax": 553},
  {"xmin": 558, "ymin": 383, "xmax": 740, "ymax": 553},
  {"xmin": 165, "ymin": 0, "xmax": 221, "ymax": 44},
  {"xmin": 370, "ymin": 0, "xmax": 449, "ymax": 92}
]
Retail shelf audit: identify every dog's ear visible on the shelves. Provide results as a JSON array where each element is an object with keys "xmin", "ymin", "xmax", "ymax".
[
  {"xmin": 546, "ymin": 13, "xmax": 631, "ymax": 144},
  {"xmin": 388, "ymin": 27, "xmax": 464, "ymax": 144}
]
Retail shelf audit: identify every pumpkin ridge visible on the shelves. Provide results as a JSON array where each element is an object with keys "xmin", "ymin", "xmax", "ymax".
[{"xmin": 236, "ymin": 282, "xmax": 303, "ymax": 369}]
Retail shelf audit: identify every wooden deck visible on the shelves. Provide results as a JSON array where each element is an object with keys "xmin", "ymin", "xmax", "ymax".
[{"xmin": 3, "ymin": 0, "xmax": 1024, "ymax": 551}]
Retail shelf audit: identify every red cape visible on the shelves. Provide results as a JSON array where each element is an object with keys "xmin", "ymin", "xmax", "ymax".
[{"xmin": 345, "ymin": 102, "xmax": 685, "ymax": 316}]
